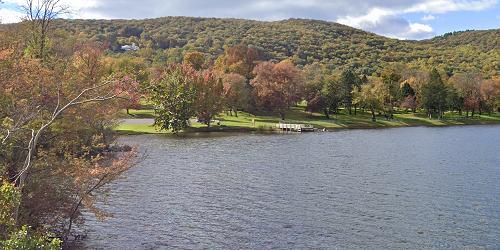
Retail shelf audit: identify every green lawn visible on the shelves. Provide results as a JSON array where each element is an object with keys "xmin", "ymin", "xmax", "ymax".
[
  {"xmin": 115, "ymin": 107, "xmax": 500, "ymax": 134},
  {"xmin": 118, "ymin": 109, "xmax": 155, "ymax": 119}
]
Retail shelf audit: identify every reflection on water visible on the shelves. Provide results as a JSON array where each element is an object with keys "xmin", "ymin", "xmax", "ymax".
[{"xmin": 83, "ymin": 126, "xmax": 500, "ymax": 249}]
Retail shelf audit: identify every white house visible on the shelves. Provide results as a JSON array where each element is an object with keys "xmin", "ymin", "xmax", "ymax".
[{"xmin": 121, "ymin": 43, "xmax": 139, "ymax": 51}]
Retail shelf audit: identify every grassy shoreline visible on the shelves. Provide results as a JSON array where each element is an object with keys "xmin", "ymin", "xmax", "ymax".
[{"xmin": 115, "ymin": 107, "xmax": 500, "ymax": 135}]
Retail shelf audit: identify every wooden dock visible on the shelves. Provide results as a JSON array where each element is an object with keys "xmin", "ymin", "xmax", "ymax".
[{"xmin": 276, "ymin": 123, "xmax": 315, "ymax": 132}]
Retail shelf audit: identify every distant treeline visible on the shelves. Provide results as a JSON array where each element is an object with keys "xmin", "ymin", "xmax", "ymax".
[
  {"xmin": 139, "ymin": 45, "xmax": 500, "ymax": 133},
  {"xmin": 42, "ymin": 17, "xmax": 499, "ymax": 77}
]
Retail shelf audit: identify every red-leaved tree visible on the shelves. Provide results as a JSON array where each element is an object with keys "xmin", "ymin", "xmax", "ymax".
[{"xmin": 251, "ymin": 60, "xmax": 303, "ymax": 120}]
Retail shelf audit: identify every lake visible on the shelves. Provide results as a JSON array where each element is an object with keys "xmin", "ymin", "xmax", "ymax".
[{"xmin": 82, "ymin": 126, "xmax": 500, "ymax": 249}]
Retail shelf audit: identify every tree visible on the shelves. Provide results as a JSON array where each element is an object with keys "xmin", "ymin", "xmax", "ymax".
[
  {"xmin": 339, "ymin": 69, "xmax": 359, "ymax": 115},
  {"xmin": 1, "ymin": 181, "xmax": 61, "ymax": 249},
  {"xmin": 446, "ymin": 85, "xmax": 464, "ymax": 115},
  {"xmin": 22, "ymin": 0, "xmax": 68, "ymax": 60},
  {"xmin": 449, "ymin": 72, "xmax": 483, "ymax": 117},
  {"xmin": 222, "ymin": 73, "xmax": 250, "ymax": 117},
  {"xmin": 215, "ymin": 44, "xmax": 263, "ymax": 81},
  {"xmin": 421, "ymin": 69, "xmax": 448, "ymax": 119},
  {"xmin": 1, "ymin": 37, "xmax": 137, "ymax": 245},
  {"xmin": 147, "ymin": 64, "xmax": 198, "ymax": 133},
  {"xmin": 321, "ymin": 76, "xmax": 342, "ymax": 119},
  {"xmin": 400, "ymin": 95, "xmax": 417, "ymax": 112},
  {"xmin": 108, "ymin": 56, "xmax": 147, "ymax": 115},
  {"xmin": 355, "ymin": 78, "xmax": 385, "ymax": 122},
  {"xmin": 381, "ymin": 67, "xmax": 402, "ymax": 119},
  {"xmin": 402, "ymin": 70, "xmax": 429, "ymax": 111},
  {"xmin": 183, "ymin": 51, "xmax": 207, "ymax": 71},
  {"xmin": 401, "ymin": 82, "xmax": 415, "ymax": 98},
  {"xmin": 251, "ymin": 60, "xmax": 303, "ymax": 120},
  {"xmin": 480, "ymin": 77, "xmax": 500, "ymax": 114},
  {"xmin": 195, "ymin": 70, "xmax": 225, "ymax": 127},
  {"xmin": 304, "ymin": 63, "xmax": 331, "ymax": 118}
]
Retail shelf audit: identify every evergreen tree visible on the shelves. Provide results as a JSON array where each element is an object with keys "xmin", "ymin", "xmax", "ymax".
[
  {"xmin": 401, "ymin": 82, "xmax": 415, "ymax": 98},
  {"xmin": 339, "ymin": 69, "xmax": 359, "ymax": 115},
  {"xmin": 422, "ymin": 69, "xmax": 448, "ymax": 119}
]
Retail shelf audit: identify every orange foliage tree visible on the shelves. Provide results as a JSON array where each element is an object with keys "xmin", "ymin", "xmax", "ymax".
[{"xmin": 250, "ymin": 60, "xmax": 304, "ymax": 120}]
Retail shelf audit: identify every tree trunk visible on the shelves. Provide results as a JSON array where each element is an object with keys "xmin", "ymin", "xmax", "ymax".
[
  {"xmin": 126, "ymin": 108, "xmax": 130, "ymax": 115},
  {"xmin": 370, "ymin": 107, "xmax": 376, "ymax": 122},
  {"xmin": 354, "ymin": 104, "xmax": 357, "ymax": 115},
  {"xmin": 234, "ymin": 109, "xmax": 238, "ymax": 117},
  {"xmin": 279, "ymin": 111, "xmax": 286, "ymax": 120},
  {"xmin": 324, "ymin": 108, "xmax": 330, "ymax": 119}
]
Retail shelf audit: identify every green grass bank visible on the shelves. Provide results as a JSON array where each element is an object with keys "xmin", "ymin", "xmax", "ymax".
[{"xmin": 115, "ymin": 107, "xmax": 500, "ymax": 135}]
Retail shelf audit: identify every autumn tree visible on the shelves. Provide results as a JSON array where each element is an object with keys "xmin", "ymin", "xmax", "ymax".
[
  {"xmin": 222, "ymin": 73, "xmax": 250, "ymax": 117},
  {"xmin": 0, "ymin": 181, "xmax": 61, "ymax": 249},
  {"xmin": 354, "ymin": 78, "xmax": 385, "ymax": 122},
  {"xmin": 195, "ymin": 70, "xmax": 225, "ymax": 127},
  {"xmin": 215, "ymin": 44, "xmax": 263, "ymax": 81},
  {"xmin": 400, "ymin": 82, "xmax": 416, "ymax": 112},
  {"xmin": 480, "ymin": 77, "xmax": 500, "ymax": 114},
  {"xmin": 321, "ymin": 77, "xmax": 343, "ymax": 119},
  {"xmin": 22, "ymin": 0, "xmax": 68, "ymax": 59},
  {"xmin": 0, "ymin": 36, "xmax": 137, "ymax": 247},
  {"xmin": 303, "ymin": 63, "xmax": 333, "ymax": 118},
  {"xmin": 147, "ymin": 64, "xmax": 198, "ymax": 133},
  {"xmin": 183, "ymin": 51, "xmax": 207, "ymax": 71},
  {"xmin": 380, "ymin": 67, "xmax": 402, "ymax": 119},
  {"xmin": 446, "ymin": 84, "xmax": 464, "ymax": 114},
  {"xmin": 108, "ymin": 56, "xmax": 148, "ymax": 115},
  {"xmin": 251, "ymin": 60, "xmax": 303, "ymax": 120},
  {"xmin": 400, "ymin": 95, "xmax": 418, "ymax": 112},
  {"xmin": 449, "ymin": 72, "xmax": 483, "ymax": 117},
  {"xmin": 401, "ymin": 69, "xmax": 429, "ymax": 110}
]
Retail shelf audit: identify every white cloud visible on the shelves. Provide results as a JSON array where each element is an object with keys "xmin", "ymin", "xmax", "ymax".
[
  {"xmin": 0, "ymin": 8, "xmax": 23, "ymax": 23},
  {"xmin": 3, "ymin": 0, "xmax": 98, "ymax": 9},
  {"xmin": 336, "ymin": 0, "xmax": 497, "ymax": 39},
  {"xmin": 337, "ymin": 8, "xmax": 434, "ymax": 39},
  {"xmin": 337, "ymin": 8, "xmax": 393, "ymax": 29},
  {"xmin": 2, "ymin": 0, "xmax": 101, "ymax": 19},
  {"xmin": 407, "ymin": 23, "xmax": 434, "ymax": 37},
  {"xmin": 405, "ymin": 0, "xmax": 498, "ymax": 13},
  {"xmin": 422, "ymin": 14, "xmax": 436, "ymax": 21}
]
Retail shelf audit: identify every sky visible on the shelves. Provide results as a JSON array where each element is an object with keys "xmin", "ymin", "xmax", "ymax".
[{"xmin": 1, "ymin": 0, "xmax": 499, "ymax": 40}]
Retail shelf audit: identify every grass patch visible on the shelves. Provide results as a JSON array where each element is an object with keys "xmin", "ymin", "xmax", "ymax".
[
  {"xmin": 119, "ymin": 109, "xmax": 156, "ymax": 119},
  {"xmin": 114, "ymin": 123, "xmax": 161, "ymax": 135},
  {"xmin": 115, "ymin": 107, "xmax": 500, "ymax": 134}
]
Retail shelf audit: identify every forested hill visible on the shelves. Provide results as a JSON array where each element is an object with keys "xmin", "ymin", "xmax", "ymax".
[
  {"xmin": 49, "ymin": 17, "xmax": 499, "ymax": 76},
  {"xmin": 424, "ymin": 29, "xmax": 499, "ymax": 51}
]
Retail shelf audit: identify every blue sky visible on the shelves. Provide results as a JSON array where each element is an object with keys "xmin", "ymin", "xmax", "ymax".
[{"xmin": 1, "ymin": 0, "xmax": 499, "ymax": 40}]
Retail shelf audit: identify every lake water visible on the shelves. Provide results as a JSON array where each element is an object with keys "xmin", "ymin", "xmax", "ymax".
[{"xmin": 83, "ymin": 126, "xmax": 500, "ymax": 249}]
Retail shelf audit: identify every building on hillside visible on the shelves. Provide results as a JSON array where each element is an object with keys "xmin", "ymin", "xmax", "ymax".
[{"xmin": 121, "ymin": 43, "xmax": 139, "ymax": 51}]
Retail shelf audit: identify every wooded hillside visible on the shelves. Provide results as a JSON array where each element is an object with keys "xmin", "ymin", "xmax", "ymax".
[{"xmin": 43, "ymin": 17, "xmax": 498, "ymax": 76}]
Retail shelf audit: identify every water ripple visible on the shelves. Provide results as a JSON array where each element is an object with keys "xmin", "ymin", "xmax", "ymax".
[{"xmin": 83, "ymin": 126, "xmax": 500, "ymax": 249}]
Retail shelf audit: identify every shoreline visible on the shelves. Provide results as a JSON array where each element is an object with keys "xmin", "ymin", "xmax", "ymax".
[{"xmin": 115, "ymin": 118, "xmax": 500, "ymax": 136}]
